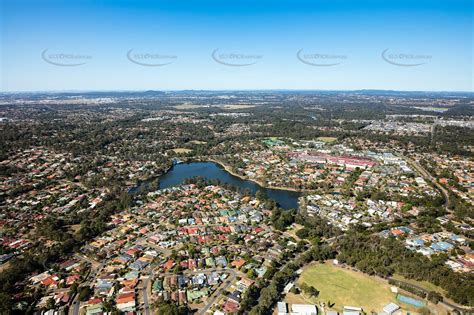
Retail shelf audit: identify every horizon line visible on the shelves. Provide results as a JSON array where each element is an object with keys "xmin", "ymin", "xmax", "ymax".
[{"xmin": 1, "ymin": 88, "xmax": 473, "ymax": 94}]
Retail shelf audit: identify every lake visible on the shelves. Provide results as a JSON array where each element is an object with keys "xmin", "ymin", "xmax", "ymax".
[{"xmin": 130, "ymin": 161, "xmax": 301, "ymax": 209}]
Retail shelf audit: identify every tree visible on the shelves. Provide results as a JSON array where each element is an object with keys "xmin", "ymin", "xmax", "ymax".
[
  {"xmin": 0, "ymin": 293, "xmax": 13, "ymax": 314},
  {"xmin": 78, "ymin": 286, "xmax": 92, "ymax": 301},
  {"xmin": 290, "ymin": 286, "xmax": 300, "ymax": 294},
  {"xmin": 69, "ymin": 282, "xmax": 78, "ymax": 295},
  {"xmin": 46, "ymin": 297, "xmax": 55, "ymax": 310},
  {"xmin": 300, "ymin": 282, "xmax": 309, "ymax": 293},
  {"xmin": 249, "ymin": 305, "xmax": 264, "ymax": 315},
  {"xmin": 102, "ymin": 300, "xmax": 118, "ymax": 313},
  {"xmin": 154, "ymin": 301, "xmax": 189, "ymax": 315},
  {"xmin": 256, "ymin": 190, "xmax": 268, "ymax": 201},
  {"xmin": 420, "ymin": 307, "xmax": 431, "ymax": 315},
  {"xmin": 308, "ymin": 286, "xmax": 320, "ymax": 298},
  {"xmin": 427, "ymin": 291, "xmax": 443, "ymax": 304},
  {"xmin": 156, "ymin": 302, "xmax": 179, "ymax": 315},
  {"xmin": 247, "ymin": 269, "xmax": 256, "ymax": 279}
]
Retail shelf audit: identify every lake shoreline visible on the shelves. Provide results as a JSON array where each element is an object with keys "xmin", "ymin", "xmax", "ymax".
[
  {"xmin": 133, "ymin": 160, "xmax": 303, "ymax": 209},
  {"xmin": 202, "ymin": 158, "xmax": 310, "ymax": 193},
  {"xmin": 130, "ymin": 158, "xmax": 309, "ymax": 193}
]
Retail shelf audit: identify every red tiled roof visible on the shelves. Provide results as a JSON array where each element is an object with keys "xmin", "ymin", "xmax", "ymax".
[
  {"xmin": 231, "ymin": 259, "xmax": 246, "ymax": 268},
  {"xmin": 117, "ymin": 295, "xmax": 135, "ymax": 305},
  {"xmin": 223, "ymin": 300, "xmax": 239, "ymax": 312},
  {"xmin": 163, "ymin": 259, "xmax": 175, "ymax": 270},
  {"xmin": 87, "ymin": 297, "xmax": 103, "ymax": 305}
]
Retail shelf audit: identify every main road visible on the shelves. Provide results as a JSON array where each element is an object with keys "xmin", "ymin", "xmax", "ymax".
[{"xmin": 398, "ymin": 153, "xmax": 450, "ymax": 211}]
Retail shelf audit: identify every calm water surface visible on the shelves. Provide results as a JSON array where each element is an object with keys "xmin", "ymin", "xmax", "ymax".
[{"xmin": 131, "ymin": 162, "xmax": 300, "ymax": 209}]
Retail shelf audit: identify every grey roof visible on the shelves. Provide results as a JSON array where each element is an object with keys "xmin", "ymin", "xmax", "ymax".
[{"xmin": 383, "ymin": 303, "xmax": 400, "ymax": 314}]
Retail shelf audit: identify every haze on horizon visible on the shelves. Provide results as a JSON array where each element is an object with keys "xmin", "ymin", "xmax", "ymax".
[{"xmin": 1, "ymin": 0, "xmax": 473, "ymax": 92}]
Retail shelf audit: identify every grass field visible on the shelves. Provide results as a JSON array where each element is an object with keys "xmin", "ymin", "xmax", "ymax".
[
  {"xmin": 297, "ymin": 263, "xmax": 402, "ymax": 312},
  {"xmin": 316, "ymin": 136, "xmax": 337, "ymax": 143},
  {"xmin": 392, "ymin": 274, "xmax": 446, "ymax": 295}
]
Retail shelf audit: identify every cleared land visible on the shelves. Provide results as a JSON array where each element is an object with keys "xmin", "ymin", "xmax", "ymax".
[
  {"xmin": 68, "ymin": 224, "xmax": 81, "ymax": 233},
  {"xmin": 222, "ymin": 104, "xmax": 255, "ymax": 109},
  {"xmin": 285, "ymin": 223, "xmax": 304, "ymax": 240},
  {"xmin": 316, "ymin": 136, "xmax": 338, "ymax": 143},
  {"xmin": 174, "ymin": 104, "xmax": 210, "ymax": 109},
  {"xmin": 173, "ymin": 104, "xmax": 254, "ymax": 110},
  {"xmin": 172, "ymin": 148, "xmax": 193, "ymax": 154},
  {"xmin": 0, "ymin": 262, "xmax": 11, "ymax": 272},
  {"xmin": 296, "ymin": 262, "xmax": 417, "ymax": 313}
]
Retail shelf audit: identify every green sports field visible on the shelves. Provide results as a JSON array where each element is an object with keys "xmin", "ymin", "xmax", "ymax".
[{"xmin": 297, "ymin": 262, "xmax": 399, "ymax": 312}]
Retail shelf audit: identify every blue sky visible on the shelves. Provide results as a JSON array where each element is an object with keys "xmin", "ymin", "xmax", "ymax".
[{"xmin": 1, "ymin": 0, "xmax": 472, "ymax": 91}]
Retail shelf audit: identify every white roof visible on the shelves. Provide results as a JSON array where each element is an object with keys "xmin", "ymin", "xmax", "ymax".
[
  {"xmin": 284, "ymin": 282, "xmax": 294, "ymax": 293},
  {"xmin": 116, "ymin": 301, "xmax": 136, "ymax": 309},
  {"xmin": 278, "ymin": 302, "xmax": 288, "ymax": 313},
  {"xmin": 291, "ymin": 304, "xmax": 317, "ymax": 315},
  {"xmin": 344, "ymin": 306, "xmax": 362, "ymax": 311},
  {"xmin": 383, "ymin": 303, "xmax": 400, "ymax": 313}
]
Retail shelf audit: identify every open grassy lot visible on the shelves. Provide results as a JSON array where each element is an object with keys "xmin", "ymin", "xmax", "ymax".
[
  {"xmin": 285, "ymin": 223, "xmax": 304, "ymax": 240},
  {"xmin": 297, "ymin": 262, "xmax": 403, "ymax": 312},
  {"xmin": 222, "ymin": 104, "xmax": 255, "ymax": 109},
  {"xmin": 0, "ymin": 262, "xmax": 11, "ymax": 273},
  {"xmin": 284, "ymin": 292, "xmax": 310, "ymax": 304},
  {"xmin": 316, "ymin": 136, "xmax": 337, "ymax": 143},
  {"xmin": 392, "ymin": 274, "xmax": 446, "ymax": 295},
  {"xmin": 68, "ymin": 224, "xmax": 81, "ymax": 233}
]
